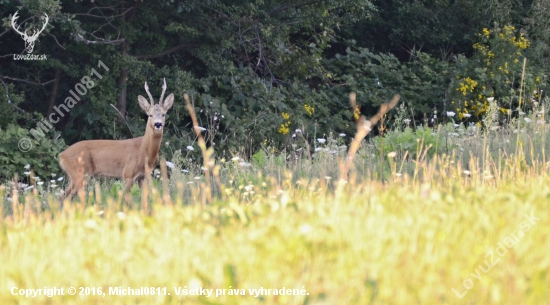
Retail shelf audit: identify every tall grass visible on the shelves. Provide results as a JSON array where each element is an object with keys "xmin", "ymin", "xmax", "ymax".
[
  {"xmin": 2, "ymin": 85, "xmax": 550, "ymax": 304},
  {"xmin": 1, "ymin": 118, "xmax": 550, "ymax": 304}
]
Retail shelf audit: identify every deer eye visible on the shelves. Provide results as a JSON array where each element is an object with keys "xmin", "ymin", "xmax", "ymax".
[
  {"xmin": 149, "ymin": 115, "xmax": 152, "ymax": 118},
  {"xmin": 162, "ymin": 114, "xmax": 165, "ymax": 117}
]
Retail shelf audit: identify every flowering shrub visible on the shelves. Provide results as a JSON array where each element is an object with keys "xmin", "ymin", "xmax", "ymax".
[{"xmin": 450, "ymin": 26, "xmax": 547, "ymax": 120}]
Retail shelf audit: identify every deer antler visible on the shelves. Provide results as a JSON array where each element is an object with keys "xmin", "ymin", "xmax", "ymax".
[
  {"xmin": 11, "ymin": 11, "xmax": 26, "ymax": 37},
  {"xmin": 144, "ymin": 81, "xmax": 155, "ymax": 105},
  {"xmin": 29, "ymin": 13, "xmax": 49, "ymax": 39},
  {"xmin": 159, "ymin": 78, "xmax": 167, "ymax": 104},
  {"xmin": 11, "ymin": 11, "xmax": 49, "ymax": 38},
  {"xmin": 340, "ymin": 93, "xmax": 400, "ymax": 180}
]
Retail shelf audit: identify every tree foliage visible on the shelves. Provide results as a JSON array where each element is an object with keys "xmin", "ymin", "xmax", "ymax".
[{"xmin": 0, "ymin": 0, "xmax": 549, "ymax": 179}]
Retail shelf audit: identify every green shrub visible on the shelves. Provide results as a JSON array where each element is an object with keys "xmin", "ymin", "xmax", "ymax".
[
  {"xmin": 0, "ymin": 124, "xmax": 67, "ymax": 181},
  {"xmin": 372, "ymin": 126, "xmax": 447, "ymax": 158}
]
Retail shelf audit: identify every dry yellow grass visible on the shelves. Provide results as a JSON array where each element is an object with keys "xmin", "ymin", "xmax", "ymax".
[{"xmin": 1, "ymin": 166, "xmax": 549, "ymax": 304}]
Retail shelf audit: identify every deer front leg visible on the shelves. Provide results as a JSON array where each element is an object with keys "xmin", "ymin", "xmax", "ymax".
[
  {"xmin": 137, "ymin": 176, "xmax": 145, "ymax": 188},
  {"xmin": 122, "ymin": 166, "xmax": 137, "ymax": 193}
]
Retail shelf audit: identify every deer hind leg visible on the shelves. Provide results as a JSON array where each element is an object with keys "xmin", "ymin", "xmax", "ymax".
[
  {"xmin": 59, "ymin": 182, "xmax": 73, "ymax": 203},
  {"xmin": 59, "ymin": 168, "xmax": 85, "ymax": 203},
  {"xmin": 59, "ymin": 152, "xmax": 88, "ymax": 204}
]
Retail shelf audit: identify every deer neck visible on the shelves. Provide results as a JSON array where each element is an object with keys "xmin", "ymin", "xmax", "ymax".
[{"xmin": 141, "ymin": 123, "xmax": 163, "ymax": 164}]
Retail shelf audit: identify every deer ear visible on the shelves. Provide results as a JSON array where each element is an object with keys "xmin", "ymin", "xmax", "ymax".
[
  {"xmin": 162, "ymin": 93, "xmax": 174, "ymax": 111},
  {"xmin": 138, "ymin": 95, "xmax": 151, "ymax": 112}
]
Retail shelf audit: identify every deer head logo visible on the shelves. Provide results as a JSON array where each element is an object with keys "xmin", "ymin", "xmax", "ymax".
[{"xmin": 11, "ymin": 11, "xmax": 49, "ymax": 54}]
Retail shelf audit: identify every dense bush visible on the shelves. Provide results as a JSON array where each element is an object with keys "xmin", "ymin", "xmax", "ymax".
[{"xmin": 0, "ymin": 124, "xmax": 66, "ymax": 181}]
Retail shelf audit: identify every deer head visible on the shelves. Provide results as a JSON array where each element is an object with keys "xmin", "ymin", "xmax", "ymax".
[
  {"xmin": 138, "ymin": 78, "xmax": 174, "ymax": 135},
  {"xmin": 11, "ymin": 11, "xmax": 49, "ymax": 54}
]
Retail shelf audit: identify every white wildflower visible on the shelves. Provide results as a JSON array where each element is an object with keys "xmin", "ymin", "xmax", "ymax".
[
  {"xmin": 487, "ymin": 97, "xmax": 494, "ymax": 102},
  {"xmin": 194, "ymin": 126, "xmax": 206, "ymax": 131},
  {"xmin": 339, "ymin": 133, "xmax": 346, "ymax": 137},
  {"xmin": 57, "ymin": 177, "xmax": 64, "ymax": 181},
  {"xmin": 463, "ymin": 113, "xmax": 471, "ymax": 118},
  {"xmin": 24, "ymin": 164, "xmax": 31, "ymax": 169},
  {"xmin": 165, "ymin": 161, "xmax": 175, "ymax": 169},
  {"xmin": 446, "ymin": 111, "xmax": 456, "ymax": 117},
  {"xmin": 387, "ymin": 151, "xmax": 397, "ymax": 158},
  {"xmin": 186, "ymin": 146, "xmax": 194, "ymax": 151},
  {"xmin": 299, "ymin": 224, "xmax": 312, "ymax": 234},
  {"xmin": 317, "ymin": 138, "xmax": 326, "ymax": 144}
]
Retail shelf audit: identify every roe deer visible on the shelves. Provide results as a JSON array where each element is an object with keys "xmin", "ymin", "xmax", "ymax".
[{"xmin": 59, "ymin": 78, "xmax": 174, "ymax": 201}]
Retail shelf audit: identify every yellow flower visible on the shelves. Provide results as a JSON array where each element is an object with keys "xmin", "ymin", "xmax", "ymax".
[
  {"xmin": 282, "ymin": 112, "xmax": 290, "ymax": 120},
  {"xmin": 278, "ymin": 123, "xmax": 290, "ymax": 134},
  {"xmin": 353, "ymin": 106, "xmax": 360, "ymax": 120},
  {"xmin": 304, "ymin": 104, "xmax": 314, "ymax": 116}
]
